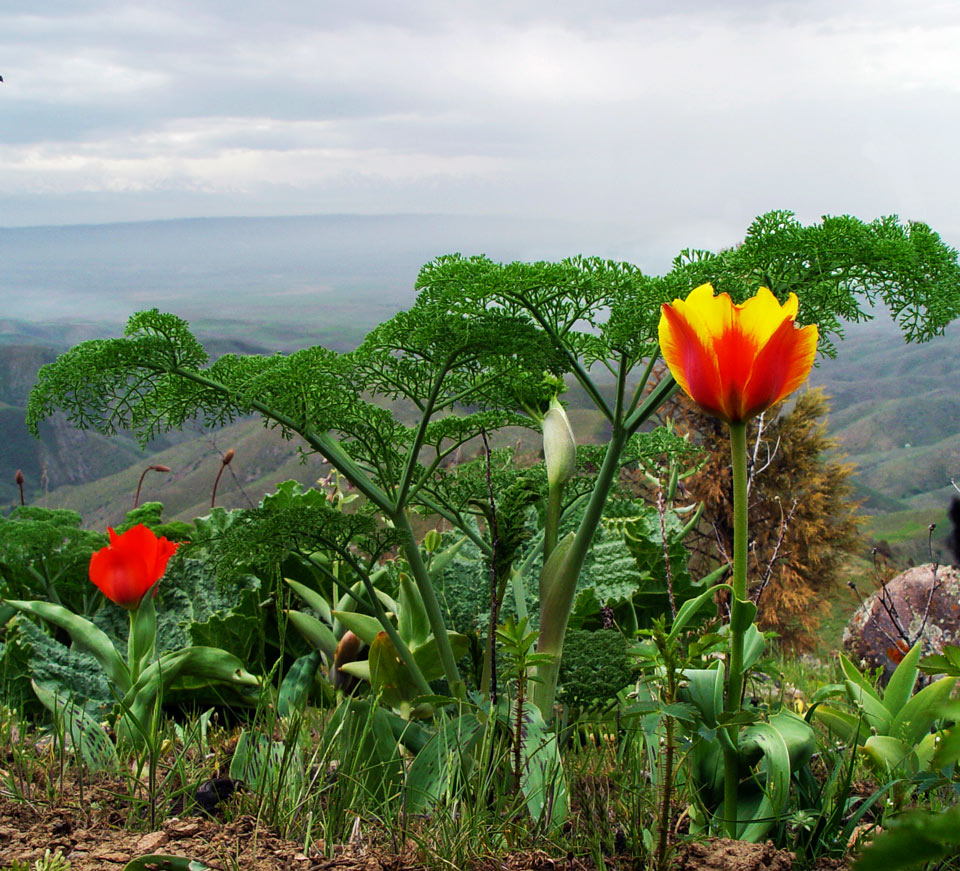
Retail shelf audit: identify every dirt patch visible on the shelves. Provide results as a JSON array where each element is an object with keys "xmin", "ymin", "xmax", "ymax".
[
  {"xmin": 673, "ymin": 839, "xmax": 795, "ymax": 871},
  {"xmin": 671, "ymin": 838, "xmax": 852, "ymax": 871},
  {"xmin": 0, "ymin": 794, "xmax": 409, "ymax": 871},
  {"xmin": 0, "ymin": 793, "xmax": 855, "ymax": 871}
]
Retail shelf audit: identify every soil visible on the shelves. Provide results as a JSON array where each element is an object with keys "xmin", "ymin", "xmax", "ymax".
[{"xmin": 0, "ymin": 792, "xmax": 852, "ymax": 871}]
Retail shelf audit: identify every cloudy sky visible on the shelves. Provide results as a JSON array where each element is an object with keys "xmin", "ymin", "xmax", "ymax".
[{"xmin": 3, "ymin": 0, "xmax": 960, "ymax": 261}]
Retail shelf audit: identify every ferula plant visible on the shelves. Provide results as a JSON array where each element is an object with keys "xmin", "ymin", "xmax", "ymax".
[{"xmin": 25, "ymin": 210, "xmax": 960, "ymax": 734}]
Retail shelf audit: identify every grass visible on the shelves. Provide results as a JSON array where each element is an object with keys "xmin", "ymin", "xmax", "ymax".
[{"xmin": 2, "ymin": 641, "xmax": 957, "ymax": 871}]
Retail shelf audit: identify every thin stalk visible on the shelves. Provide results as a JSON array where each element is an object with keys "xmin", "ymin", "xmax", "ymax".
[
  {"xmin": 167, "ymin": 365, "xmax": 397, "ymax": 513},
  {"xmin": 532, "ymin": 424, "xmax": 628, "ymax": 715},
  {"xmin": 722, "ymin": 420, "xmax": 749, "ymax": 838},
  {"xmin": 624, "ymin": 373, "xmax": 678, "ymax": 434},
  {"xmin": 392, "ymin": 510, "xmax": 465, "ymax": 698},
  {"xmin": 656, "ymin": 713, "xmax": 676, "ymax": 871},
  {"xmin": 394, "ymin": 367, "xmax": 448, "ymax": 509},
  {"xmin": 624, "ymin": 353, "xmax": 658, "ymax": 420},
  {"xmin": 525, "ymin": 307, "xmax": 615, "ymax": 421},
  {"xmin": 481, "ymin": 428, "xmax": 500, "ymax": 705}
]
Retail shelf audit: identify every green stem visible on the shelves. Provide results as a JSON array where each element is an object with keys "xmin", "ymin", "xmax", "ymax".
[
  {"xmin": 544, "ymin": 483, "xmax": 563, "ymax": 563},
  {"xmin": 722, "ymin": 420, "xmax": 749, "ymax": 838},
  {"xmin": 127, "ymin": 609, "xmax": 139, "ymax": 687},
  {"xmin": 392, "ymin": 511, "xmax": 465, "ymax": 699},
  {"xmin": 168, "ymin": 366, "xmax": 397, "ymax": 514},
  {"xmin": 532, "ymin": 424, "xmax": 627, "ymax": 715}
]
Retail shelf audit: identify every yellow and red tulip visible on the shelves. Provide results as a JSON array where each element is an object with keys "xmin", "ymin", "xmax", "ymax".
[{"xmin": 658, "ymin": 283, "xmax": 818, "ymax": 423}]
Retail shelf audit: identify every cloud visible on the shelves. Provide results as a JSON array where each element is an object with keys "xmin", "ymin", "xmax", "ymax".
[{"xmin": 0, "ymin": 0, "xmax": 958, "ymax": 256}]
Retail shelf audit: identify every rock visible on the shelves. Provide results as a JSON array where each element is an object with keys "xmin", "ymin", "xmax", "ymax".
[
  {"xmin": 843, "ymin": 564, "xmax": 960, "ymax": 681},
  {"xmin": 164, "ymin": 818, "xmax": 203, "ymax": 839},
  {"xmin": 135, "ymin": 831, "xmax": 169, "ymax": 853}
]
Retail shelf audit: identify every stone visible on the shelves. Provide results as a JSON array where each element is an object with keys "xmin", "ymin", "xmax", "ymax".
[
  {"xmin": 843, "ymin": 564, "xmax": 960, "ymax": 681},
  {"xmin": 135, "ymin": 831, "xmax": 169, "ymax": 853}
]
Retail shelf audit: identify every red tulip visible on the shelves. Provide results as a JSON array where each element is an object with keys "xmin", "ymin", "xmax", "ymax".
[
  {"xmin": 658, "ymin": 284, "xmax": 818, "ymax": 424},
  {"xmin": 88, "ymin": 524, "xmax": 179, "ymax": 610}
]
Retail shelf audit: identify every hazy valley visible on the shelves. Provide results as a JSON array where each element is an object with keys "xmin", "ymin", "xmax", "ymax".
[{"xmin": 1, "ymin": 214, "xmax": 958, "ymax": 566}]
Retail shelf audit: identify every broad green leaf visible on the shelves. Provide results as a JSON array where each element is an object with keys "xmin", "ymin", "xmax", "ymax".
[
  {"xmin": 285, "ymin": 578, "xmax": 332, "ymax": 625},
  {"xmin": 123, "ymin": 647, "xmax": 259, "ymax": 728},
  {"xmin": 882, "ymin": 640, "xmax": 922, "ymax": 716},
  {"xmin": 397, "ymin": 573, "xmax": 430, "ymax": 647},
  {"xmin": 919, "ymin": 644, "xmax": 960, "ymax": 676},
  {"xmin": 229, "ymin": 728, "xmax": 302, "ymax": 807},
  {"xmin": 844, "ymin": 680, "xmax": 893, "ymax": 734},
  {"xmin": 729, "ymin": 598, "xmax": 758, "ymax": 634},
  {"xmin": 405, "ymin": 713, "xmax": 485, "ymax": 813},
  {"xmin": 123, "ymin": 857, "xmax": 213, "ymax": 871},
  {"xmin": 812, "ymin": 705, "xmax": 868, "ymax": 745},
  {"xmin": 286, "ymin": 610, "xmax": 338, "ymax": 660},
  {"xmin": 339, "ymin": 660, "xmax": 371, "ymax": 682},
  {"xmin": 933, "ymin": 723, "xmax": 960, "ymax": 769},
  {"xmin": 888, "ymin": 675, "xmax": 958, "ymax": 746},
  {"xmin": 327, "ymin": 698, "xmax": 402, "ymax": 803},
  {"xmin": 839, "ymin": 652, "xmax": 882, "ymax": 704},
  {"xmin": 277, "ymin": 651, "xmax": 323, "ymax": 717},
  {"xmin": 667, "ymin": 582, "xmax": 731, "ymax": 644},
  {"xmin": 738, "ymin": 721, "xmax": 791, "ymax": 842},
  {"xmin": 766, "ymin": 711, "xmax": 815, "ymax": 770},
  {"xmin": 32, "ymin": 680, "xmax": 119, "ymax": 773},
  {"xmin": 514, "ymin": 698, "xmax": 568, "ymax": 832},
  {"xmin": 3, "ymin": 599, "xmax": 130, "ymax": 693},
  {"xmin": 369, "ymin": 632, "xmax": 421, "ymax": 709},
  {"xmin": 412, "ymin": 632, "xmax": 470, "ymax": 683},
  {"xmin": 861, "ymin": 735, "xmax": 912, "ymax": 774},
  {"xmin": 426, "ymin": 536, "xmax": 467, "ymax": 580},
  {"xmin": 680, "ymin": 666, "xmax": 724, "ymax": 728},
  {"xmin": 332, "ymin": 609, "xmax": 384, "ymax": 645},
  {"xmin": 853, "ymin": 804, "xmax": 960, "ymax": 871},
  {"xmin": 741, "ymin": 624, "xmax": 766, "ymax": 671}
]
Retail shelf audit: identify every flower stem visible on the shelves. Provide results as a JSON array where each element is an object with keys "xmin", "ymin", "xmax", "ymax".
[{"xmin": 722, "ymin": 420, "xmax": 749, "ymax": 838}]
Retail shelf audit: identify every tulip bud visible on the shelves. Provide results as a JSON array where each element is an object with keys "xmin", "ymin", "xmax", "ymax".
[{"xmin": 542, "ymin": 396, "xmax": 576, "ymax": 488}]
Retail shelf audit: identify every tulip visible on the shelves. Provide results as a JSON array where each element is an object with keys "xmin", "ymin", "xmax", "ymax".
[
  {"xmin": 658, "ymin": 283, "xmax": 818, "ymax": 838},
  {"xmin": 658, "ymin": 283, "xmax": 818, "ymax": 424},
  {"xmin": 89, "ymin": 524, "xmax": 179, "ymax": 610}
]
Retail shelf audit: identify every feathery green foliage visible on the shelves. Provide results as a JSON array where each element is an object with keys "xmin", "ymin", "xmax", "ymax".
[{"xmin": 23, "ymin": 211, "xmax": 960, "ymax": 711}]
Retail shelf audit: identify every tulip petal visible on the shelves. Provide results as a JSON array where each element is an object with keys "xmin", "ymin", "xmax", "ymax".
[
  {"xmin": 88, "ymin": 524, "xmax": 179, "ymax": 610},
  {"xmin": 657, "ymin": 284, "xmax": 818, "ymax": 424},
  {"xmin": 659, "ymin": 299, "xmax": 726, "ymax": 419},
  {"xmin": 89, "ymin": 544, "xmax": 152, "ymax": 609},
  {"xmin": 743, "ymin": 319, "xmax": 819, "ymax": 418}
]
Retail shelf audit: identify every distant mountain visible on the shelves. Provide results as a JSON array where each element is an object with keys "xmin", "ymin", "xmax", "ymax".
[
  {"xmin": 0, "ymin": 213, "xmax": 627, "ymax": 350},
  {"xmin": 1, "ymin": 215, "xmax": 957, "ymax": 563},
  {"xmin": 808, "ymin": 318, "xmax": 960, "ymax": 515}
]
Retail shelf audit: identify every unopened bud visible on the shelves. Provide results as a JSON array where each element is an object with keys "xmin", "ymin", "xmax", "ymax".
[
  {"xmin": 542, "ymin": 396, "xmax": 575, "ymax": 488},
  {"xmin": 222, "ymin": 449, "xmax": 236, "ymax": 466},
  {"xmin": 14, "ymin": 469, "xmax": 23, "ymax": 485},
  {"xmin": 150, "ymin": 464, "xmax": 171, "ymax": 473},
  {"xmin": 423, "ymin": 529, "xmax": 443, "ymax": 553}
]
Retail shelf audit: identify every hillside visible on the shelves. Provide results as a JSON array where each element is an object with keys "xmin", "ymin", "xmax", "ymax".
[{"xmin": 0, "ymin": 215, "xmax": 957, "ymax": 563}]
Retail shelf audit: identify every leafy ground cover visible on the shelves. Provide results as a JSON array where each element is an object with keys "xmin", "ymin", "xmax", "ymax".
[{"xmin": 3, "ymin": 211, "xmax": 960, "ymax": 870}]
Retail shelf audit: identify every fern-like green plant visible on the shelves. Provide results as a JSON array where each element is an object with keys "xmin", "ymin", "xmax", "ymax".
[{"xmin": 25, "ymin": 211, "xmax": 960, "ymax": 716}]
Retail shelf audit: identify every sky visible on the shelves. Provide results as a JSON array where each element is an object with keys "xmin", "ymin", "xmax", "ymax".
[{"xmin": 3, "ymin": 0, "xmax": 960, "ymax": 264}]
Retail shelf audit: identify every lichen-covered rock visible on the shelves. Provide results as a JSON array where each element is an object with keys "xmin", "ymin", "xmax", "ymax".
[{"xmin": 843, "ymin": 564, "xmax": 960, "ymax": 681}]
